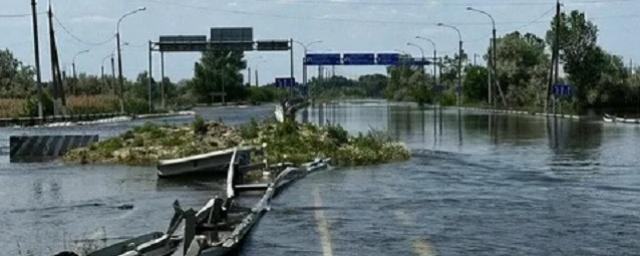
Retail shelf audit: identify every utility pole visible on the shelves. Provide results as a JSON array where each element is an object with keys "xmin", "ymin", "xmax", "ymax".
[
  {"xmin": 48, "ymin": 3, "xmax": 65, "ymax": 115},
  {"xmin": 553, "ymin": 0, "xmax": 561, "ymax": 114},
  {"xmin": 248, "ymin": 67, "xmax": 251, "ymax": 87},
  {"xmin": 547, "ymin": 0, "xmax": 561, "ymax": 113},
  {"xmin": 31, "ymin": 0, "xmax": 44, "ymax": 118}
]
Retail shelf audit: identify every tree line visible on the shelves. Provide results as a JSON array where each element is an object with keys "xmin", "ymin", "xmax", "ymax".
[
  {"xmin": 1, "ymin": 9, "xmax": 639, "ymax": 117},
  {"xmin": 311, "ymin": 9, "xmax": 640, "ymax": 113}
]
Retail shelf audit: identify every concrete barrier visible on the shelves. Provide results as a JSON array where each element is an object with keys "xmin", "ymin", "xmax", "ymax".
[{"xmin": 10, "ymin": 135, "xmax": 98, "ymax": 163}]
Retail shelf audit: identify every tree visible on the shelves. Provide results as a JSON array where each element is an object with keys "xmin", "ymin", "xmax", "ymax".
[
  {"xmin": 0, "ymin": 49, "xmax": 36, "ymax": 98},
  {"xmin": 495, "ymin": 32, "xmax": 550, "ymax": 108},
  {"xmin": 463, "ymin": 65, "xmax": 488, "ymax": 103},
  {"xmin": 190, "ymin": 49, "xmax": 247, "ymax": 103},
  {"xmin": 546, "ymin": 10, "xmax": 600, "ymax": 106},
  {"xmin": 386, "ymin": 65, "xmax": 430, "ymax": 104},
  {"xmin": 358, "ymin": 74, "xmax": 388, "ymax": 98}
]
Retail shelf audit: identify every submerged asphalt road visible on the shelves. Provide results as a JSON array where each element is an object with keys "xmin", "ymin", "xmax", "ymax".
[
  {"xmin": 2, "ymin": 101, "xmax": 640, "ymax": 255},
  {"xmin": 0, "ymin": 104, "xmax": 274, "ymax": 255},
  {"xmin": 243, "ymin": 101, "xmax": 640, "ymax": 256}
]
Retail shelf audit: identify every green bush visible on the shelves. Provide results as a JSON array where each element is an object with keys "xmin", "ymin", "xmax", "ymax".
[
  {"xmin": 240, "ymin": 118, "xmax": 260, "ymax": 139},
  {"xmin": 125, "ymin": 97, "xmax": 148, "ymax": 114},
  {"xmin": 24, "ymin": 92, "xmax": 54, "ymax": 117},
  {"xmin": 192, "ymin": 115, "xmax": 207, "ymax": 135},
  {"xmin": 438, "ymin": 91, "xmax": 457, "ymax": 106}
]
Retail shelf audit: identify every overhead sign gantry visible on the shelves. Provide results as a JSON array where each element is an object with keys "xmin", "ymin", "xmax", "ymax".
[
  {"xmin": 147, "ymin": 27, "xmax": 293, "ymax": 107},
  {"xmin": 304, "ymin": 53, "xmax": 431, "ymax": 66}
]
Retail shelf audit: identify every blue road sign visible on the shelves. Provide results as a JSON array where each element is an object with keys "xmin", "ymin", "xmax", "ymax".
[
  {"xmin": 304, "ymin": 54, "xmax": 341, "ymax": 65},
  {"xmin": 376, "ymin": 53, "xmax": 401, "ymax": 65},
  {"xmin": 553, "ymin": 84, "xmax": 573, "ymax": 97},
  {"xmin": 275, "ymin": 77, "xmax": 296, "ymax": 88},
  {"xmin": 343, "ymin": 53, "xmax": 375, "ymax": 65}
]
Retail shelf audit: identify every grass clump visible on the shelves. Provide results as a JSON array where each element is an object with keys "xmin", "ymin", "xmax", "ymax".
[
  {"xmin": 64, "ymin": 120, "xmax": 242, "ymax": 165},
  {"xmin": 243, "ymin": 120, "xmax": 410, "ymax": 166},
  {"xmin": 64, "ymin": 118, "xmax": 410, "ymax": 167}
]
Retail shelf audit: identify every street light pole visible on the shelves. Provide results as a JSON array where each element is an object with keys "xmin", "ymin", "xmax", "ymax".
[
  {"xmin": 416, "ymin": 36, "xmax": 438, "ymax": 87},
  {"xmin": 72, "ymin": 49, "xmax": 90, "ymax": 79},
  {"xmin": 467, "ymin": 7, "xmax": 500, "ymax": 107},
  {"xmin": 438, "ymin": 23, "xmax": 464, "ymax": 107},
  {"xmin": 116, "ymin": 7, "xmax": 146, "ymax": 113},
  {"xmin": 407, "ymin": 42, "xmax": 425, "ymax": 75},
  {"xmin": 293, "ymin": 40, "xmax": 323, "ymax": 99},
  {"xmin": 101, "ymin": 53, "xmax": 113, "ymax": 90}
]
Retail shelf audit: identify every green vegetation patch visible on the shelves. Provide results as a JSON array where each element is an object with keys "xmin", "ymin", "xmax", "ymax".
[{"xmin": 64, "ymin": 118, "xmax": 410, "ymax": 167}]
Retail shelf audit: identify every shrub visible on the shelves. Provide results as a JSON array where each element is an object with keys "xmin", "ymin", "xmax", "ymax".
[
  {"xmin": 125, "ymin": 97, "xmax": 148, "ymax": 114},
  {"xmin": 192, "ymin": 115, "xmax": 207, "ymax": 135},
  {"xmin": 240, "ymin": 119, "xmax": 260, "ymax": 139}
]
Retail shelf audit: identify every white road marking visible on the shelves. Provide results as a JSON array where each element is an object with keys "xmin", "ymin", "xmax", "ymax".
[
  {"xmin": 381, "ymin": 185, "xmax": 438, "ymax": 256},
  {"xmin": 313, "ymin": 187, "xmax": 334, "ymax": 256},
  {"xmin": 412, "ymin": 238, "xmax": 438, "ymax": 256}
]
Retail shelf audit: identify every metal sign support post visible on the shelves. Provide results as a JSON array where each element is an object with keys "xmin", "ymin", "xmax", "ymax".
[
  {"xmin": 161, "ymin": 51, "xmax": 166, "ymax": 109},
  {"xmin": 148, "ymin": 41, "xmax": 153, "ymax": 113},
  {"xmin": 289, "ymin": 39, "xmax": 294, "ymax": 97}
]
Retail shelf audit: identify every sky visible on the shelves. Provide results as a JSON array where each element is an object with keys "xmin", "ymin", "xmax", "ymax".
[{"xmin": 1, "ymin": 0, "xmax": 639, "ymax": 85}]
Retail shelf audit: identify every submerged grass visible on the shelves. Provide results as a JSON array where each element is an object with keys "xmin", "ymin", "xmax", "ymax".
[{"xmin": 64, "ymin": 117, "xmax": 410, "ymax": 167}]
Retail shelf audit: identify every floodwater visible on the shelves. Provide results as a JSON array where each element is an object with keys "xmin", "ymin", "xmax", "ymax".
[
  {"xmin": 0, "ymin": 105, "xmax": 274, "ymax": 255},
  {"xmin": 244, "ymin": 100, "xmax": 640, "ymax": 256},
  {"xmin": 2, "ymin": 101, "xmax": 640, "ymax": 255}
]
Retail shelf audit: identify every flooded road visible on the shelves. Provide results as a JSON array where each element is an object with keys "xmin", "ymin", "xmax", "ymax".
[
  {"xmin": 2, "ymin": 101, "xmax": 640, "ymax": 255},
  {"xmin": 244, "ymin": 101, "xmax": 640, "ymax": 256},
  {"xmin": 0, "ymin": 105, "xmax": 274, "ymax": 255}
]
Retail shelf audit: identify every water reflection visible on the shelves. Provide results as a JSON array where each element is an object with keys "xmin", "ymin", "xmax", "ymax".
[
  {"xmin": 269, "ymin": 101, "xmax": 640, "ymax": 256},
  {"xmin": 306, "ymin": 100, "xmax": 606, "ymax": 157}
]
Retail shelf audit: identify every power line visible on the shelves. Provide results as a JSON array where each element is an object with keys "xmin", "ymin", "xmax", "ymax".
[
  {"xmin": 465, "ymin": 5, "xmax": 555, "ymax": 43},
  {"xmin": 252, "ymin": 0, "xmax": 640, "ymax": 7},
  {"xmin": 53, "ymin": 15, "xmax": 115, "ymax": 47},
  {"xmin": 140, "ymin": 0, "xmax": 570, "ymax": 27},
  {"xmin": 0, "ymin": 11, "xmax": 45, "ymax": 18}
]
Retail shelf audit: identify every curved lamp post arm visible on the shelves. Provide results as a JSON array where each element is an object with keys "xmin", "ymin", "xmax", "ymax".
[
  {"xmin": 73, "ymin": 49, "xmax": 90, "ymax": 63},
  {"xmin": 437, "ymin": 23, "xmax": 462, "ymax": 42},
  {"xmin": 415, "ymin": 36, "xmax": 436, "ymax": 53},
  {"xmin": 292, "ymin": 40, "xmax": 323, "ymax": 53},
  {"xmin": 467, "ymin": 7, "xmax": 495, "ymax": 30},
  {"xmin": 117, "ymin": 7, "xmax": 146, "ymax": 32},
  {"xmin": 407, "ymin": 42, "xmax": 425, "ymax": 59}
]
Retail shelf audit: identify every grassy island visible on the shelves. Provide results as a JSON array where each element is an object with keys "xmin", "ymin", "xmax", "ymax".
[{"xmin": 64, "ymin": 117, "xmax": 410, "ymax": 167}]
